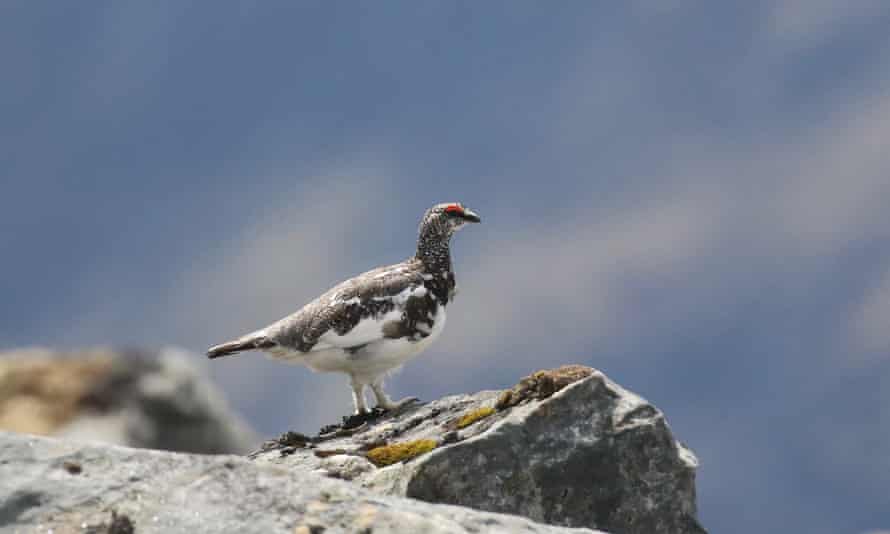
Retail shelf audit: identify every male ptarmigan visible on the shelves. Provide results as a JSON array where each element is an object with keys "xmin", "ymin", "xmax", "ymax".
[{"xmin": 207, "ymin": 202, "xmax": 481, "ymax": 415}]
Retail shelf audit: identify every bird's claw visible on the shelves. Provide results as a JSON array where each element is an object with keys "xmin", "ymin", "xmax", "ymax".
[{"xmin": 379, "ymin": 396, "xmax": 420, "ymax": 412}]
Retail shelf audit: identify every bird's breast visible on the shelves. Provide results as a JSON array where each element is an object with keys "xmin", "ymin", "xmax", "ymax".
[
  {"xmin": 305, "ymin": 304, "xmax": 447, "ymax": 377},
  {"xmin": 353, "ymin": 303, "xmax": 447, "ymax": 371}
]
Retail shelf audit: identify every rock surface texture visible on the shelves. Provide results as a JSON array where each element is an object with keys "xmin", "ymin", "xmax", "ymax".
[
  {"xmin": 253, "ymin": 366, "xmax": 706, "ymax": 534},
  {"xmin": 0, "ymin": 431, "xmax": 599, "ymax": 534},
  {"xmin": 0, "ymin": 348, "xmax": 256, "ymax": 454}
]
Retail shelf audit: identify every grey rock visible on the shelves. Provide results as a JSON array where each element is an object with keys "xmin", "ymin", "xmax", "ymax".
[
  {"xmin": 0, "ymin": 431, "xmax": 600, "ymax": 534},
  {"xmin": 253, "ymin": 366, "xmax": 706, "ymax": 534},
  {"xmin": 0, "ymin": 347, "xmax": 257, "ymax": 454}
]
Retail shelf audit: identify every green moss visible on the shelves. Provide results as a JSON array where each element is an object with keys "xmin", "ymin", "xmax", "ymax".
[
  {"xmin": 366, "ymin": 439, "xmax": 438, "ymax": 467},
  {"xmin": 455, "ymin": 406, "xmax": 496, "ymax": 429}
]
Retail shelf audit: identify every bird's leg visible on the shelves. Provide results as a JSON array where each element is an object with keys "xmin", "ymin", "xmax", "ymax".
[
  {"xmin": 350, "ymin": 377, "xmax": 368, "ymax": 415},
  {"xmin": 370, "ymin": 381, "xmax": 418, "ymax": 412},
  {"xmin": 370, "ymin": 381, "xmax": 393, "ymax": 408}
]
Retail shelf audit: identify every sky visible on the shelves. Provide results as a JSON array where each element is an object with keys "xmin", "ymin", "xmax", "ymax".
[{"xmin": 3, "ymin": 2, "xmax": 890, "ymax": 533}]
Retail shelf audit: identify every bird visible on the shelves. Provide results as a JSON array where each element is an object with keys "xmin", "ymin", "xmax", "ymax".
[{"xmin": 207, "ymin": 202, "xmax": 481, "ymax": 415}]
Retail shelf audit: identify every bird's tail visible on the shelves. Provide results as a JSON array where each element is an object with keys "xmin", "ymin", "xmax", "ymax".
[{"xmin": 207, "ymin": 333, "xmax": 275, "ymax": 359}]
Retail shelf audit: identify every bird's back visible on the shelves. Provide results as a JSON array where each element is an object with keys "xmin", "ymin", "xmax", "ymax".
[{"xmin": 263, "ymin": 258, "xmax": 429, "ymax": 353}]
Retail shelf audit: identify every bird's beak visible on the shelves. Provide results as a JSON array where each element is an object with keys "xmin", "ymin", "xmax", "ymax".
[{"xmin": 462, "ymin": 207, "xmax": 481, "ymax": 223}]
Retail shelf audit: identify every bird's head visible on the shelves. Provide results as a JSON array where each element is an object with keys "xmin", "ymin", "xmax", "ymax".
[{"xmin": 419, "ymin": 202, "xmax": 482, "ymax": 238}]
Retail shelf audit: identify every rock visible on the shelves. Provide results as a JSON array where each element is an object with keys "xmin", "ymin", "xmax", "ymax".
[
  {"xmin": 495, "ymin": 364, "xmax": 594, "ymax": 410},
  {"xmin": 252, "ymin": 366, "xmax": 706, "ymax": 534},
  {"xmin": 0, "ymin": 431, "xmax": 600, "ymax": 534},
  {"xmin": 0, "ymin": 347, "xmax": 256, "ymax": 454}
]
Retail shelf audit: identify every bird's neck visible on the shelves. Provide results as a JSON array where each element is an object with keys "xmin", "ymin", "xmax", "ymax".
[{"xmin": 416, "ymin": 231, "xmax": 452, "ymax": 275}]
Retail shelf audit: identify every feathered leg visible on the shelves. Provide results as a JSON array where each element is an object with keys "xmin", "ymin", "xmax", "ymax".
[
  {"xmin": 350, "ymin": 376, "xmax": 368, "ymax": 415},
  {"xmin": 370, "ymin": 380, "xmax": 418, "ymax": 411}
]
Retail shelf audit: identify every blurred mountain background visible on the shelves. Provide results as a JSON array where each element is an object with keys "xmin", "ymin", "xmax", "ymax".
[
  {"xmin": 0, "ymin": 347, "xmax": 256, "ymax": 453},
  {"xmin": 3, "ymin": 3, "xmax": 890, "ymax": 533}
]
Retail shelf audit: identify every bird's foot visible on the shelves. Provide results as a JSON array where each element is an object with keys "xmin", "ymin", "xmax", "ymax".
[
  {"xmin": 377, "ymin": 396, "xmax": 420, "ymax": 412},
  {"xmin": 321, "ymin": 407, "xmax": 387, "ymax": 435},
  {"xmin": 347, "ymin": 409, "xmax": 370, "ymax": 424}
]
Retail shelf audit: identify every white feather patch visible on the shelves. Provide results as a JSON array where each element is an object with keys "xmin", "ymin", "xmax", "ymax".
[
  {"xmin": 302, "ymin": 304, "xmax": 447, "ymax": 382},
  {"xmin": 316, "ymin": 284, "xmax": 427, "ymax": 350}
]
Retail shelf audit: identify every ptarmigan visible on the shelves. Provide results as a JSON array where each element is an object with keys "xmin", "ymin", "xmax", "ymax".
[{"xmin": 207, "ymin": 202, "xmax": 481, "ymax": 415}]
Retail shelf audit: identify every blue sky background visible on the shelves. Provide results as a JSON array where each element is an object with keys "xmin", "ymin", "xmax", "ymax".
[{"xmin": 3, "ymin": 2, "xmax": 890, "ymax": 533}]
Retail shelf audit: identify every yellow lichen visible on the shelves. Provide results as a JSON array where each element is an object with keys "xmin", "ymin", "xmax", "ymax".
[
  {"xmin": 455, "ymin": 406, "xmax": 495, "ymax": 429},
  {"xmin": 365, "ymin": 439, "xmax": 437, "ymax": 467}
]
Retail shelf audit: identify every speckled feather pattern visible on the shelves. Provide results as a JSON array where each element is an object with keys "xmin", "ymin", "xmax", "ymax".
[
  {"xmin": 264, "ymin": 258, "xmax": 452, "ymax": 353},
  {"xmin": 207, "ymin": 202, "xmax": 479, "ymax": 412},
  {"xmin": 250, "ymin": 204, "xmax": 470, "ymax": 356}
]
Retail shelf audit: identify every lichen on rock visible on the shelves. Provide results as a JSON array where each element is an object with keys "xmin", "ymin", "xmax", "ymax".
[
  {"xmin": 454, "ymin": 406, "xmax": 495, "ymax": 429},
  {"xmin": 495, "ymin": 364, "xmax": 594, "ymax": 410},
  {"xmin": 366, "ymin": 439, "xmax": 438, "ymax": 467}
]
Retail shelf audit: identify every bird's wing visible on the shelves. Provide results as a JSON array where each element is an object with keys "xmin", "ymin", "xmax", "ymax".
[{"xmin": 266, "ymin": 260, "xmax": 427, "ymax": 352}]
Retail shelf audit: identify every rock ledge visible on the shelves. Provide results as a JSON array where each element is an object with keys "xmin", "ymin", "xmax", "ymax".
[
  {"xmin": 0, "ymin": 431, "xmax": 598, "ymax": 534},
  {"xmin": 253, "ymin": 366, "xmax": 706, "ymax": 534}
]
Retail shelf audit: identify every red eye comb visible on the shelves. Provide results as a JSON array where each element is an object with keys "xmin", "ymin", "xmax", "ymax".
[{"xmin": 444, "ymin": 204, "xmax": 463, "ymax": 213}]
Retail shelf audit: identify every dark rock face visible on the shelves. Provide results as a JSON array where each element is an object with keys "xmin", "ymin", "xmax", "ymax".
[
  {"xmin": 405, "ymin": 371, "xmax": 704, "ymax": 534},
  {"xmin": 253, "ymin": 366, "xmax": 706, "ymax": 534},
  {"xmin": 0, "ymin": 431, "xmax": 599, "ymax": 534},
  {"xmin": 0, "ymin": 348, "xmax": 257, "ymax": 454}
]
